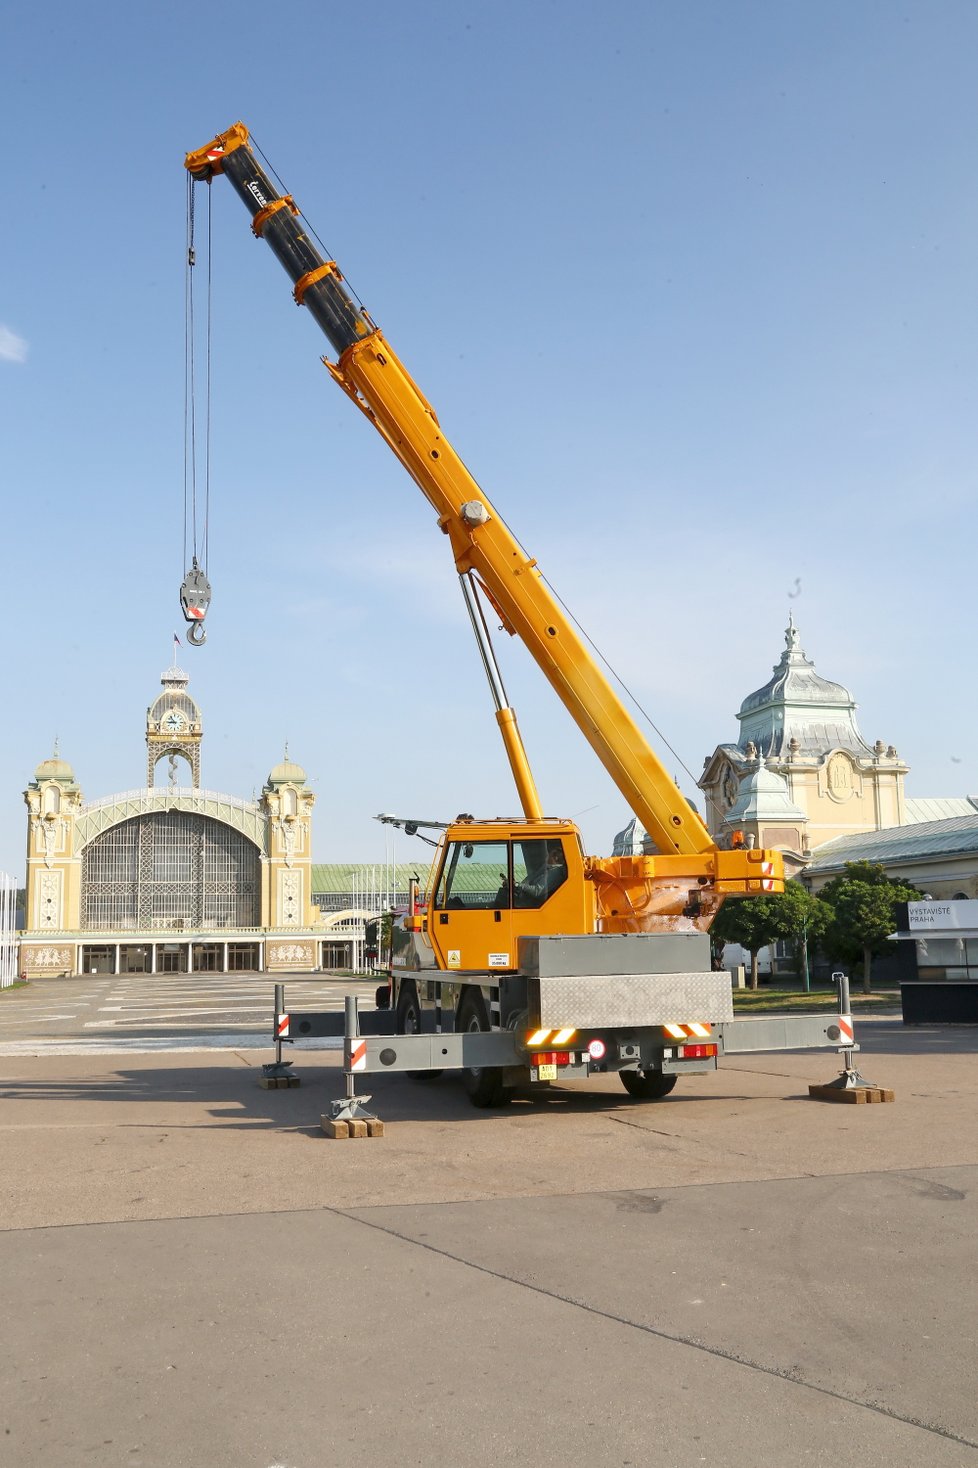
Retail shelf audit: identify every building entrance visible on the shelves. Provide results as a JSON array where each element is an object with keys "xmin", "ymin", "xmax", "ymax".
[{"xmin": 82, "ymin": 945, "xmax": 116, "ymax": 975}]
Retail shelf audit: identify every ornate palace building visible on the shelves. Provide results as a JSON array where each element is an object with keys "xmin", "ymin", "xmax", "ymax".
[
  {"xmin": 22, "ymin": 664, "xmax": 328, "ymax": 979},
  {"xmin": 697, "ymin": 614, "xmax": 910, "ymax": 867},
  {"xmin": 615, "ymin": 614, "xmax": 977, "ymax": 887}
]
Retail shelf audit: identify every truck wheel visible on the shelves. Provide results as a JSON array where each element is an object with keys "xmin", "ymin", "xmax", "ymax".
[
  {"xmin": 395, "ymin": 982, "xmax": 442, "ymax": 1081},
  {"xmin": 619, "ymin": 1069, "xmax": 677, "ymax": 1100},
  {"xmin": 457, "ymin": 993, "xmax": 509, "ymax": 1109}
]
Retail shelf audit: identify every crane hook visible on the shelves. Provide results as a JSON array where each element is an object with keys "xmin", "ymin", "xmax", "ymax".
[{"xmin": 179, "ymin": 558, "xmax": 212, "ymax": 648}]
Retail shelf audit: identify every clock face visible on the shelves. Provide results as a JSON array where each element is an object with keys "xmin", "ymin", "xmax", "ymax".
[{"xmin": 163, "ymin": 710, "xmax": 186, "ymax": 733}]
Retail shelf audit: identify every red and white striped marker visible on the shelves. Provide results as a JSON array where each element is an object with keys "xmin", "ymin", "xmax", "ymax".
[
  {"xmin": 761, "ymin": 861, "xmax": 776, "ymax": 891},
  {"xmin": 276, "ymin": 1013, "xmax": 290, "ymax": 1039},
  {"xmin": 349, "ymin": 1039, "xmax": 367, "ymax": 1072},
  {"xmin": 838, "ymin": 1015, "xmax": 854, "ymax": 1045}
]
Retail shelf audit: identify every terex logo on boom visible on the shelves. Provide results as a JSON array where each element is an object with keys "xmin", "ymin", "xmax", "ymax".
[{"xmin": 246, "ymin": 180, "xmax": 268, "ymax": 208}]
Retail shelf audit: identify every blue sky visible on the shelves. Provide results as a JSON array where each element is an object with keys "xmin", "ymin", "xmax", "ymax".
[{"xmin": 2, "ymin": 0, "xmax": 976, "ymax": 881}]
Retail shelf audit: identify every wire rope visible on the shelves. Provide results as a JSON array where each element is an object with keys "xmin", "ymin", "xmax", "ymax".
[
  {"xmin": 249, "ymin": 132, "xmax": 373, "ymax": 319},
  {"xmin": 183, "ymin": 173, "xmax": 196, "ymax": 568},
  {"xmin": 183, "ymin": 178, "xmax": 213, "ymax": 572},
  {"xmin": 537, "ymin": 566, "xmax": 729, "ymax": 831},
  {"xmin": 202, "ymin": 180, "xmax": 213, "ymax": 570}
]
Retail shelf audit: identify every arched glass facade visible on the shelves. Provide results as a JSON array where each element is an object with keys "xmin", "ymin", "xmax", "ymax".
[{"xmin": 81, "ymin": 812, "xmax": 261, "ymax": 931}]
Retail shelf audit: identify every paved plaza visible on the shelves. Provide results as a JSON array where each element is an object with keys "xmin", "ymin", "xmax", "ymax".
[
  {"xmin": 1, "ymin": 985, "xmax": 976, "ymax": 1466},
  {"xmin": 0, "ymin": 972, "xmax": 376, "ymax": 1054}
]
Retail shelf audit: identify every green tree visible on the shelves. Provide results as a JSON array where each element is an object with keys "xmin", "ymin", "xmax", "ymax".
[
  {"xmin": 710, "ymin": 893, "xmax": 785, "ymax": 989},
  {"xmin": 767, "ymin": 881, "xmax": 834, "ymax": 991},
  {"xmin": 711, "ymin": 882, "xmax": 833, "ymax": 989},
  {"xmin": 818, "ymin": 862, "xmax": 921, "ymax": 994}
]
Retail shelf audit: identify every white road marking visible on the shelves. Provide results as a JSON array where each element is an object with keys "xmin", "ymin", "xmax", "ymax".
[
  {"xmin": 1, "ymin": 1015, "xmax": 80, "ymax": 1025},
  {"xmin": 85, "ymin": 1020, "xmax": 270, "ymax": 1031},
  {"xmin": 89, "ymin": 1006, "xmax": 275, "ymax": 1022},
  {"xmin": 2, "ymin": 974, "xmax": 378, "ymax": 1054},
  {"xmin": 0, "ymin": 1036, "xmax": 342, "ymax": 1054}
]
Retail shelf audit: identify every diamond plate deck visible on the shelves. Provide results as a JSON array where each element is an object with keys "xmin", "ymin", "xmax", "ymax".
[{"xmin": 530, "ymin": 971, "xmax": 733, "ymax": 1028}]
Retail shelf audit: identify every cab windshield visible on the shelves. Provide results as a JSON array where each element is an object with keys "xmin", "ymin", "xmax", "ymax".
[{"xmin": 435, "ymin": 837, "xmax": 568, "ymax": 911}]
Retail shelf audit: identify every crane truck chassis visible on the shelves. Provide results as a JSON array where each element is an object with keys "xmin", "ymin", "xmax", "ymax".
[{"xmin": 272, "ymin": 941, "xmax": 861, "ymax": 1112}]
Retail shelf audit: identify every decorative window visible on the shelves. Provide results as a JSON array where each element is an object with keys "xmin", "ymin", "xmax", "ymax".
[{"xmin": 81, "ymin": 812, "xmax": 260, "ymax": 930}]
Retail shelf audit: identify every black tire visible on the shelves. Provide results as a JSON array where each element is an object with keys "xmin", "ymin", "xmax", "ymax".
[
  {"xmin": 395, "ymin": 982, "xmax": 442, "ymax": 1081},
  {"xmin": 457, "ymin": 992, "xmax": 509, "ymax": 1108},
  {"xmin": 619, "ymin": 1069, "xmax": 678, "ymax": 1100}
]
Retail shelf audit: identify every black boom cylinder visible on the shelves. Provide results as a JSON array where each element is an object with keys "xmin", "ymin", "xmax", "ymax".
[{"xmin": 217, "ymin": 147, "xmax": 373, "ymax": 358}]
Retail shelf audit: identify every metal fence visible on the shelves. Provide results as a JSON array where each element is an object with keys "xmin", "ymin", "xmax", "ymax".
[{"xmin": 0, "ymin": 873, "xmax": 17, "ymax": 987}]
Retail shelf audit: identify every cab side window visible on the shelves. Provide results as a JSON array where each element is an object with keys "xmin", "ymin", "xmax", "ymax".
[
  {"xmin": 435, "ymin": 841, "xmax": 511, "ymax": 910},
  {"xmin": 513, "ymin": 839, "xmax": 568, "ymax": 909}
]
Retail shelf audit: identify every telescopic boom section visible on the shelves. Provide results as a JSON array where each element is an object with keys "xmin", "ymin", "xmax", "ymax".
[{"xmin": 185, "ymin": 126, "xmax": 784, "ymax": 905}]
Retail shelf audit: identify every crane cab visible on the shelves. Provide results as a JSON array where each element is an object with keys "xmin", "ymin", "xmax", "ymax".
[{"xmin": 423, "ymin": 819, "xmax": 595, "ymax": 974}]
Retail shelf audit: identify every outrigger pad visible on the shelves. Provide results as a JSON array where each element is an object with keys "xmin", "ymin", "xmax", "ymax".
[
  {"xmin": 809, "ymin": 1084, "xmax": 895, "ymax": 1104},
  {"xmin": 321, "ymin": 1115, "xmax": 385, "ymax": 1138}
]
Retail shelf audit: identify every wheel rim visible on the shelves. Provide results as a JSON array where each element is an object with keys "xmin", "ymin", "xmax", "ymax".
[{"xmin": 399, "ymin": 992, "xmax": 421, "ymax": 1036}]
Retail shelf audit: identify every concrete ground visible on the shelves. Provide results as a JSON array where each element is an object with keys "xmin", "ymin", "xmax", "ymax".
[{"xmin": 1, "ymin": 1017, "xmax": 976, "ymax": 1466}]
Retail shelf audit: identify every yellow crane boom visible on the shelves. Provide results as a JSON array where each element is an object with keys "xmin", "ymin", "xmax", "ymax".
[{"xmin": 185, "ymin": 123, "xmax": 784, "ymax": 930}]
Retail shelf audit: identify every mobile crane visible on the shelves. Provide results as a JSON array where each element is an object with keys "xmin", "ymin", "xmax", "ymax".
[{"xmin": 186, "ymin": 125, "xmax": 850, "ymax": 1108}]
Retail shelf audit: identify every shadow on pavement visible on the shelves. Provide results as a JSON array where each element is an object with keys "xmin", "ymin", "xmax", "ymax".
[
  {"xmin": 0, "ymin": 1060, "xmax": 767, "ymax": 1131},
  {"xmin": 2, "ymin": 1018, "xmax": 969, "ymax": 1129}
]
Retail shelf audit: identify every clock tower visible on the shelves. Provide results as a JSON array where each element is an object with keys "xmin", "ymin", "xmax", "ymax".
[{"xmin": 146, "ymin": 663, "xmax": 203, "ymax": 788}]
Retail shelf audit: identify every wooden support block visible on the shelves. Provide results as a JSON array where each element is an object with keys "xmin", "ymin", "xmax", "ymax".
[
  {"xmin": 321, "ymin": 1117, "xmax": 350, "ymax": 1138},
  {"xmin": 259, "ymin": 1076, "xmax": 279, "ymax": 1089},
  {"xmin": 808, "ymin": 1085, "xmax": 860, "ymax": 1103},
  {"xmin": 366, "ymin": 1119, "xmax": 385, "ymax": 1138},
  {"xmin": 809, "ymin": 1084, "xmax": 896, "ymax": 1105},
  {"xmin": 283, "ymin": 1075, "xmax": 301, "ymax": 1088},
  {"xmin": 347, "ymin": 1119, "xmax": 368, "ymax": 1139}
]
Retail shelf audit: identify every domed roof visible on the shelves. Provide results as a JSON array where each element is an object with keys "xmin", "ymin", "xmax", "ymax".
[
  {"xmin": 148, "ymin": 664, "xmax": 200, "ymax": 728},
  {"xmin": 736, "ymin": 616, "xmax": 873, "ymax": 759},
  {"xmin": 612, "ymin": 815, "xmax": 654, "ymax": 857},
  {"xmin": 34, "ymin": 756, "xmax": 76, "ymax": 782},
  {"xmin": 266, "ymin": 758, "xmax": 307, "ymax": 787},
  {"xmin": 724, "ymin": 757, "xmax": 807, "ymax": 827},
  {"xmin": 739, "ymin": 616, "xmax": 852, "ymax": 714}
]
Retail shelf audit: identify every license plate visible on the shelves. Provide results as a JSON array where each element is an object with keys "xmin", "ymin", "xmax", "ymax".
[{"xmin": 536, "ymin": 1063, "xmax": 558, "ymax": 1081}]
